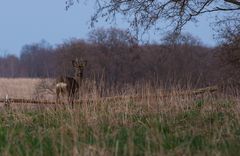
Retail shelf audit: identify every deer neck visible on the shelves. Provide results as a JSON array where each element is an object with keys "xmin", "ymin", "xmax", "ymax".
[{"xmin": 75, "ymin": 73, "xmax": 83, "ymax": 85}]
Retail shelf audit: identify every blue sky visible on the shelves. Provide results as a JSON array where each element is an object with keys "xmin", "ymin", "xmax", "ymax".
[{"xmin": 0, "ymin": 0, "xmax": 217, "ymax": 56}]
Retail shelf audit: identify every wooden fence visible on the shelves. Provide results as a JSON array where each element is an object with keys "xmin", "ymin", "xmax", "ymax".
[{"xmin": 0, "ymin": 85, "xmax": 218, "ymax": 107}]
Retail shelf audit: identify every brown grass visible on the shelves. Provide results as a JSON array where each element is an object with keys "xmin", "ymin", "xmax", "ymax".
[
  {"xmin": 0, "ymin": 78, "xmax": 58, "ymax": 101},
  {"xmin": 0, "ymin": 78, "xmax": 239, "ymax": 155},
  {"xmin": 0, "ymin": 78, "xmax": 41, "ymax": 98}
]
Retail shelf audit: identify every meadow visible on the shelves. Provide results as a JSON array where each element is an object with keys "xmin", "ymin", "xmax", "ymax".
[{"xmin": 0, "ymin": 78, "xmax": 239, "ymax": 155}]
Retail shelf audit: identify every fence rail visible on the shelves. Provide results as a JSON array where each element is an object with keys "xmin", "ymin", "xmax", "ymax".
[{"xmin": 0, "ymin": 86, "xmax": 218, "ymax": 106}]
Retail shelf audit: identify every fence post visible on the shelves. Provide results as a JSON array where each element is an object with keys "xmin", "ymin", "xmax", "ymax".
[{"xmin": 4, "ymin": 95, "xmax": 10, "ymax": 108}]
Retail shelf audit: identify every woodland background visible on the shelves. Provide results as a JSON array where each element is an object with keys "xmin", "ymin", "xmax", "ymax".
[{"xmin": 0, "ymin": 28, "xmax": 239, "ymax": 89}]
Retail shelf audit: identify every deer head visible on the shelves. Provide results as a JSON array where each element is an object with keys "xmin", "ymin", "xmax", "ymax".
[{"xmin": 72, "ymin": 58, "xmax": 87, "ymax": 79}]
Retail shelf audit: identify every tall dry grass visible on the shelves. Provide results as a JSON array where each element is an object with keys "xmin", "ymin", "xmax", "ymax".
[{"xmin": 0, "ymin": 78, "xmax": 239, "ymax": 155}]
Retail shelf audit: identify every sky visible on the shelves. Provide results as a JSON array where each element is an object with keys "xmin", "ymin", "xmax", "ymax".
[{"xmin": 0, "ymin": 0, "xmax": 217, "ymax": 56}]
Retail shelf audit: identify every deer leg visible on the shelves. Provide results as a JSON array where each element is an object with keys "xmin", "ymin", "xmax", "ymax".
[
  {"xmin": 72, "ymin": 94, "xmax": 76, "ymax": 109},
  {"xmin": 66, "ymin": 92, "xmax": 71, "ymax": 109},
  {"xmin": 71, "ymin": 99, "xmax": 74, "ymax": 109},
  {"xmin": 56, "ymin": 88, "xmax": 61, "ymax": 110},
  {"xmin": 68, "ymin": 94, "xmax": 74, "ymax": 109}
]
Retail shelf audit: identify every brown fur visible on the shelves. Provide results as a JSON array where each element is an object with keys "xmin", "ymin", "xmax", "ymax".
[{"xmin": 56, "ymin": 58, "xmax": 87, "ymax": 108}]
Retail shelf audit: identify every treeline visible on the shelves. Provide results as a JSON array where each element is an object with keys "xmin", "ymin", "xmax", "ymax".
[{"xmin": 0, "ymin": 28, "xmax": 239, "ymax": 88}]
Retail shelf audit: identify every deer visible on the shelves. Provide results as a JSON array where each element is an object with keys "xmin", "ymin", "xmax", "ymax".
[{"xmin": 56, "ymin": 58, "xmax": 87, "ymax": 108}]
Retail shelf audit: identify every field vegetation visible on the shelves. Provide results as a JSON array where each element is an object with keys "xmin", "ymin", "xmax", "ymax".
[
  {"xmin": 0, "ymin": 19, "xmax": 238, "ymax": 156},
  {"xmin": 0, "ymin": 78, "xmax": 239, "ymax": 155},
  {"xmin": 0, "ymin": 0, "xmax": 239, "ymax": 155}
]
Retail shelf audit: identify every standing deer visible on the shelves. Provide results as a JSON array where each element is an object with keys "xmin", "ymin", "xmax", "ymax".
[{"xmin": 56, "ymin": 58, "xmax": 87, "ymax": 108}]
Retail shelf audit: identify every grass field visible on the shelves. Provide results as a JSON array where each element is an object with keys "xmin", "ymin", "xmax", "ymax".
[
  {"xmin": 0, "ymin": 79, "xmax": 239, "ymax": 155},
  {"xmin": 0, "ymin": 78, "xmax": 41, "ymax": 99}
]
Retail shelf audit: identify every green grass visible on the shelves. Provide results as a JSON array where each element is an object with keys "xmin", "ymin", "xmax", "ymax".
[{"xmin": 0, "ymin": 95, "xmax": 240, "ymax": 155}]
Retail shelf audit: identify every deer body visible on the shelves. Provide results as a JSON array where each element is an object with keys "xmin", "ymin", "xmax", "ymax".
[
  {"xmin": 56, "ymin": 58, "xmax": 87, "ymax": 108},
  {"xmin": 56, "ymin": 76, "xmax": 79, "ymax": 104}
]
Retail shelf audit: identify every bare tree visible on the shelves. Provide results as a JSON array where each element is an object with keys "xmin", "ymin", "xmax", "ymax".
[
  {"xmin": 20, "ymin": 41, "xmax": 55, "ymax": 77},
  {"xmin": 66, "ymin": 0, "xmax": 240, "ymax": 33},
  {"xmin": 89, "ymin": 27, "xmax": 137, "ymax": 48},
  {"xmin": 217, "ymin": 24, "xmax": 240, "ymax": 87},
  {"xmin": 162, "ymin": 32, "xmax": 202, "ymax": 46}
]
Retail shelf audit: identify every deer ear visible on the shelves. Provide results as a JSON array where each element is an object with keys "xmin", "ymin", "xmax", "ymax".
[
  {"xmin": 72, "ymin": 60, "xmax": 76, "ymax": 67},
  {"xmin": 84, "ymin": 60, "xmax": 87, "ymax": 66}
]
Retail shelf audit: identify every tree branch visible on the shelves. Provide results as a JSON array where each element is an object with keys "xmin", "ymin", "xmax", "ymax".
[{"xmin": 225, "ymin": 0, "xmax": 240, "ymax": 6}]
